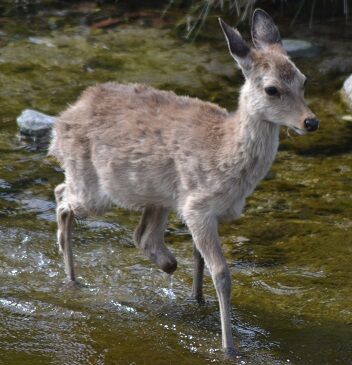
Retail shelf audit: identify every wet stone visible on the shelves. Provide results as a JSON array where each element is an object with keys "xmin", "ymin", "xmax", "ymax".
[
  {"xmin": 282, "ymin": 39, "xmax": 320, "ymax": 58},
  {"xmin": 17, "ymin": 109, "xmax": 56, "ymax": 137},
  {"xmin": 342, "ymin": 74, "xmax": 352, "ymax": 107},
  {"xmin": 341, "ymin": 115, "xmax": 352, "ymax": 122},
  {"xmin": 17, "ymin": 109, "xmax": 56, "ymax": 150},
  {"xmin": 28, "ymin": 37, "xmax": 55, "ymax": 48}
]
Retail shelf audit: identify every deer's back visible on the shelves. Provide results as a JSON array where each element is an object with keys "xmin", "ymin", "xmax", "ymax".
[{"xmin": 50, "ymin": 83, "xmax": 230, "ymax": 211}]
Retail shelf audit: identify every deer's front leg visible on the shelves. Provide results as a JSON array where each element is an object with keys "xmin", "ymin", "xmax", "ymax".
[
  {"xmin": 184, "ymin": 211, "xmax": 235, "ymax": 356},
  {"xmin": 134, "ymin": 205, "xmax": 177, "ymax": 274}
]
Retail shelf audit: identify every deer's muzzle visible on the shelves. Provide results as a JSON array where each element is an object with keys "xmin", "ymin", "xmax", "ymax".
[{"xmin": 304, "ymin": 118, "xmax": 320, "ymax": 132}]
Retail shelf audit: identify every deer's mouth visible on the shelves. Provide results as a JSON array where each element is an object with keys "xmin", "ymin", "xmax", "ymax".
[{"xmin": 290, "ymin": 126, "xmax": 306, "ymax": 135}]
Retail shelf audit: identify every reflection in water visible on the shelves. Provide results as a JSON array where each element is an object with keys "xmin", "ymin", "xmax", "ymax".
[{"xmin": 0, "ymin": 2, "xmax": 351, "ymax": 365}]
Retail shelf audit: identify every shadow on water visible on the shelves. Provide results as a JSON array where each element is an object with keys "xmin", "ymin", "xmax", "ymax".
[{"xmin": 0, "ymin": 1, "xmax": 352, "ymax": 365}]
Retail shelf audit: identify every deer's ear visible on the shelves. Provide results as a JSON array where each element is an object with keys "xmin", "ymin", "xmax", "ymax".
[
  {"xmin": 219, "ymin": 18, "xmax": 252, "ymax": 75},
  {"xmin": 251, "ymin": 9, "xmax": 284, "ymax": 52}
]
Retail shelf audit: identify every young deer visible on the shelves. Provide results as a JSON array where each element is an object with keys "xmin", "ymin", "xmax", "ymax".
[{"xmin": 49, "ymin": 9, "xmax": 319, "ymax": 356}]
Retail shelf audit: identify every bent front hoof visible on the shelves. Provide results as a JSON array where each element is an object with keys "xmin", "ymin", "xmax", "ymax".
[
  {"xmin": 147, "ymin": 249, "xmax": 178, "ymax": 274},
  {"xmin": 156, "ymin": 254, "xmax": 177, "ymax": 274},
  {"xmin": 141, "ymin": 243, "xmax": 178, "ymax": 274}
]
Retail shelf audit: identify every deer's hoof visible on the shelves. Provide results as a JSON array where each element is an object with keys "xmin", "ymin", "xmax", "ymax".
[
  {"xmin": 188, "ymin": 294, "xmax": 205, "ymax": 305},
  {"xmin": 223, "ymin": 347, "xmax": 240, "ymax": 360},
  {"xmin": 158, "ymin": 255, "xmax": 177, "ymax": 274},
  {"xmin": 144, "ymin": 246, "xmax": 178, "ymax": 274},
  {"xmin": 62, "ymin": 278, "xmax": 85, "ymax": 290}
]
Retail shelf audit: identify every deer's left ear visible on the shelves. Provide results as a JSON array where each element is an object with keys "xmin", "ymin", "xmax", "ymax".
[{"xmin": 251, "ymin": 9, "xmax": 285, "ymax": 53}]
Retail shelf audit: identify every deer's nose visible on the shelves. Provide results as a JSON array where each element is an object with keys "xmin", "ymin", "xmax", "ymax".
[{"xmin": 304, "ymin": 118, "xmax": 320, "ymax": 132}]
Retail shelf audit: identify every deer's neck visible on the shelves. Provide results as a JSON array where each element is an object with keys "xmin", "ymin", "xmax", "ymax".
[
  {"xmin": 221, "ymin": 102, "xmax": 280, "ymax": 180},
  {"xmin": 237, "ymin": 105, "xmax": 280, "ymax": 155}
]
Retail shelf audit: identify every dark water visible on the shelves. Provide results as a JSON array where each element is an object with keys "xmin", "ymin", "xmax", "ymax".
[{"xmin": 0, "ymin": 2, "xmax": 351, "ymax": 364}]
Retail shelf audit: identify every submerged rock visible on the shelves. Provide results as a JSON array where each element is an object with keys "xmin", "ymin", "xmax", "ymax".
[
  {"xmin": 282, "ymin": 39, "xmax": 319, "ymax": 58},
  {"xmin": 342, "ymin": 74, "xmax": 352, "ymax": 108},
  {"xmin": 17, "ymin": 109, "xmax": 55, "ymax": 137}
]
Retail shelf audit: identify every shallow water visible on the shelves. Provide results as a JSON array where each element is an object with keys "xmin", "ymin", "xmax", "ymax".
[{"xmin": 0, "ymin": 2, "xmax": 352, "ymax": 365}]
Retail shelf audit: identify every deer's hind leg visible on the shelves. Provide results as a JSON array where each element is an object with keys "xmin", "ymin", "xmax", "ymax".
[
  {"xmin": 192, "ymin": 244, "xmax": 205, "ymax": 303},
  {"xmin": 134, "ymin": 205, "xmax": 177, "ymax": 274},
  {"xmin": 55, "ymin": 183, "xmax": 75, "ymax": 281}
]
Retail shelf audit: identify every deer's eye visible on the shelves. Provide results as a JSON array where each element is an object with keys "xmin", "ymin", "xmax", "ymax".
[{"xmin": 264, "ymin": 86, "xmax": 279, "ymax": 96}]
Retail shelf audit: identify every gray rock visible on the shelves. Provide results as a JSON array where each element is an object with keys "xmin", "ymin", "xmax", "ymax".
[
  {"xmin": 342, "ymin": 74, "xmax": 352, "ymax": 107},
  {"xmin": 282, "ymin": 39, "xmax": 320, "ymax": 58},
  {"xmin": 342, "ymin": 115, "xmax": 352, "ymax": 121},
  {"xmin": 17, "ymin": 109, "xmax": 55, "ymax": 136}
]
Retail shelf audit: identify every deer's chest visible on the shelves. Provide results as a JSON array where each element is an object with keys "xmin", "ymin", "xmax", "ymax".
[{"xmin": 220, "ymin": 135, "xmax": 279, "ymax": 218}]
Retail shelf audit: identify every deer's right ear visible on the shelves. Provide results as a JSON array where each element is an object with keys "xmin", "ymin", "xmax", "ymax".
[{"xmin": 219, "ymin": 18, "xmax": 252, "ymax": 75}]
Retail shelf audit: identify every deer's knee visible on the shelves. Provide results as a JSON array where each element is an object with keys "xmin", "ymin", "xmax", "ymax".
[
  {"xmin": 54, "ymin": 183, "xmax": 66, "ymax": 203},
  {"xmin": 57, "ymin": 202, "xmax": 73, "ymax": 221}
]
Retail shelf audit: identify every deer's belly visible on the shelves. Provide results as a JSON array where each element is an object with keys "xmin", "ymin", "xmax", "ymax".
[{"xmin": 97, "ymin": 163, "xmax": 179, "ymax": 210}]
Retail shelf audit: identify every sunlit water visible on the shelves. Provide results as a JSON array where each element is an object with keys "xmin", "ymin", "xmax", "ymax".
[{"xmin": 0, "ymin": 2, "xmax": 351, "ymax": 364}]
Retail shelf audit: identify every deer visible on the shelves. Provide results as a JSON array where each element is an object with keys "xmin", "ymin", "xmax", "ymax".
[{"xmin": 49, "ymin": 9, "xmax": 319, "ymax": 357}]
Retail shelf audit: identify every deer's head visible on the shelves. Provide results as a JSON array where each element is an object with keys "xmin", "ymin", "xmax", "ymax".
[{"xmin": 219, "ymin": 9, "xmax": 319, "ymax": 134}]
